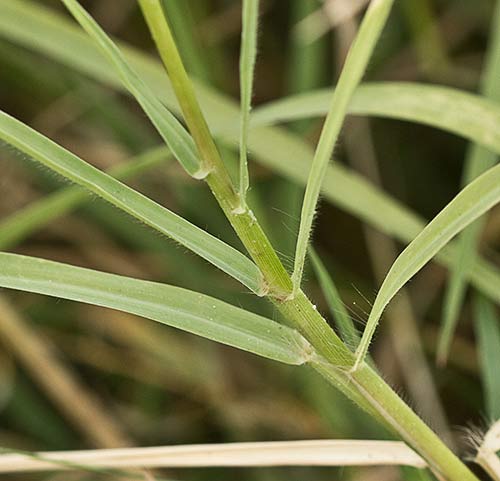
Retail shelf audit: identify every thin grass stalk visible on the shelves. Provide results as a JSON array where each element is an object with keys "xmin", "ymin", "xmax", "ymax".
[
  {"xmin": 400, "ymin": 0, "xmax": 451, "ymax": 79},
  {"xmin": 10, "ymin": 2, "xmax": 480, "ymax": 479},
  {"xmin": 473, "ymin": 295, "xmax": 500, "ymax": 420},
  {"xmin": 308, "ymin": 247, "xmax": 359, "ymax": 347},
  {"xmin": 139, "ymin": 0, "xmax": 292, "ymax": 298},
  {"xmin": 114, "ymin": 2, "xmax": 480, "ymax": 479}
]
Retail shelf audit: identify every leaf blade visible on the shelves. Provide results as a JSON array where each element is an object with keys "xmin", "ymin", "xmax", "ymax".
[
  {"xmin": 474, "ymin": 295, "xmax": 500, "ymax": 421},
  {"xmin": 309, "ymin": 248, "xmax": 359, "ymax": 347},
  {"xmin": 0, "ymin": 111, "xmax": 263, "ymax": 293},
  {"xmin": 0, "ymin": 146, "xmax": 170, "ymax": 250},
  {"xmin": 252, "ymin": 82, "xmax": 500, "ymax": 156},
  {"xmin": 292, "ymin": 0, "xmax": 395, "ymax": 294},
  {"xmin": 60, "ymin": 0, "xmax": 203, "ymax": 178},
  {"xmin": 438, "ymin": 0, "xmax": 500, "ymax": 364},
  {"xmin": 239, "ymin": 0, "xmax": 259, "ymax": 200},
  {"xmin": 0, "ymin": 440, "xmax": 426, "ymax": 473},
  {"xmin": 354, "ymin": 163, "xmax": 500, "ymax": 367},
  {"xmin": 0, "ymin": 252, "xmax": 310, "ymax": 366}
]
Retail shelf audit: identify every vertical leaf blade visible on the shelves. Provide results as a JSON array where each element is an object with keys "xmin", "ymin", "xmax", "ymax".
[
  {"xmin": 291, "ymin": 0, "xmax": 394, "ymax": 294},
  {"xmin": 438, "ymin": 0, "xmax": 500, "ymax": 364},
  {"xmin": 474, "ymin": 295, "xmax": 500, "ymax": 420},
  {"xmin": 239, "ymin": 0, "xmax": 259, "ymax": 200}
]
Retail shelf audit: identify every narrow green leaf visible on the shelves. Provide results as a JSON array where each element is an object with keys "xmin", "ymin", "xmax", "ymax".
[
  {"xmin": 292, "ymin": 0, "xmax": 394, "ymax": 294},
  {"xmin": 474, "ymin": 295, "xmax": 500, "ymax": 420},
  {"xmin": 1, "ymin": 0, "xmax": 500, "ymax": 306},
  {"xmin": 4, "ymin": 0, "xmax": 500, "ymax": 183},
  {"xmin": 354, "ymin": 163, "xmax": 500, "ymax": 368},
  {"xmin": 0, "ymin": 147, "xmax": 170, "ymax": 250},
  {"xmin": 160, "ymin": 0, "xmax": 212, "ymax": 83},
  {"xmin": 59, "ymin": 0, "xmax": 203, "ymax": 178},
  {"xmin": 400, "ymin": 0, "xmax": 451, "ymax": 77},
  {"xmin": 287, "ymin": 0, "xmax": 327, "ymax": 99},
  {"xmin": 0, "ymin": 253, "xmax": 311, "ymax": 366},
  {"xmin": 239, "ymin": 0, "xmax": 259, "ymax": 200},
  {"xmin": 0, "ymin": 111, "xmax": 263, "ymax": 293},
  {"xmin": 137, "ymin": 0, "xmax": 226, "ymax": 180},
  {"xmin": 438, "ymin": 0, "xmax": 500, "ymax": 365},
  {"xmin": 251, "ymin": 82, "xmax": 500, "ymax": 156},
  {"xmin": 309, "ymin": 248, "xmax": 358, "ymax": 347}
]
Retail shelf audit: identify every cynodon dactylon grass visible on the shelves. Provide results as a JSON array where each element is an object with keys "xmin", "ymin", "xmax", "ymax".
[{"xmin": 0, "ymin": 0, "xmax": 499, "ymax": 480}]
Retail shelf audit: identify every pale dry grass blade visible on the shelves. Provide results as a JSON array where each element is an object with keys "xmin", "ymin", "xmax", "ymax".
[
  {"xmin": 0, "ymin": 295, "xmax": 130, "ymax": 448},
  {"xmin": 0, "ymin": 440, "xmax": 426, "ymax": 473}
]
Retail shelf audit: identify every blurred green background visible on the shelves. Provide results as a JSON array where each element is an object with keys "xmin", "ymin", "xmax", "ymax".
[{"xmin": 0, "ymin": 0, "xmax": 499, "ymax": 480}]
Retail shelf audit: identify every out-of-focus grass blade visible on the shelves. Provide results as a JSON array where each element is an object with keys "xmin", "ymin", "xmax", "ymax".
[
  {"xmin": 0, "ymin": 111, "xmax": 263, "ymax": 293},
  {"xmin": 438, "ymin": 0, "xmax": 500, "ymax": 365},
  {"xmin": 3, "ymin": 1, "xmax": 500, "ymax": 183},
  {"xmin": 239, "ymin": 0, "xmax": 259, "ymax": 200},
  {"xmin": 400, "ymin": 0, "xmax": 451, "ymax": 78},
  {"xmin": 251, "ymin": 82, "xmax": 500, "ymax": 155},
  {"xmin": 291, "ymin": 0, "xmax": 395, "ymax": 294},
  {"xmin": 0, "ymin": 147, "xmax": 170, "ymax": 250},
  {"xmin": 354, "ymin": 163, "xmax": 500, "ymax": 368},
  {"xmin": 161, "ymin": 0, "xmax": 211, "ymax": 83},
  {"xmin": 0, "ymin": 252, "xmax": 311, "ymax": 366},
  {"xmin": 287, "ymin": 0, "xmax": 327, "ymax": 122},
  {"xmin": 59, "ymin": 0, "xmax": 203, "ymax": 179},
  {"xmin": 1, "ymin": 0, "xmax": 500, "ymax": 305},
  {"xmin": 474, "ymin": 295, "xmax": 500, "ymax": 420},
  {"xmin": 308, "ymin": 248, "xmax": 358, "ymax": 347},
  {"xmin": 400, "ymin": 466, "xmax": 435, "ymax": 481}
]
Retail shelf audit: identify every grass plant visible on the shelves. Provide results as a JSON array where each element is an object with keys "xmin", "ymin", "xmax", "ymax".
[{"xmin": 0, "ymin": 1, "xmax": 499, "ymax": 480}]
